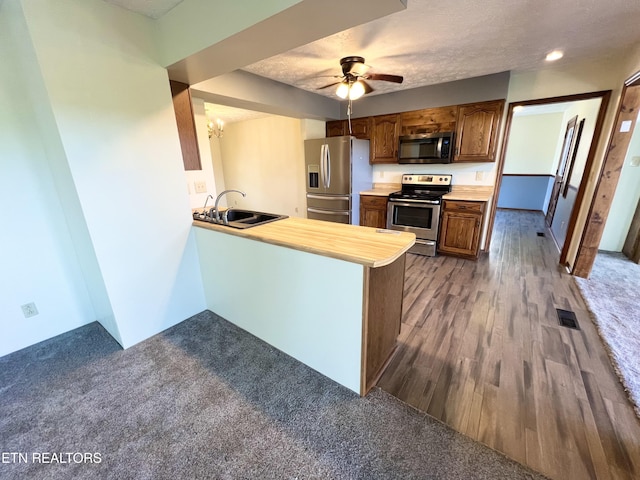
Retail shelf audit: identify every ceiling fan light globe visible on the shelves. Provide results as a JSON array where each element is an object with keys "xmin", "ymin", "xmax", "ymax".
[
  {"xmin": 349, "ymin": 81, "xmax": 365, "ymax": 100},
  {"xmin": 336, "ymin": 82, "xmax": 349, "ymax": 99}
]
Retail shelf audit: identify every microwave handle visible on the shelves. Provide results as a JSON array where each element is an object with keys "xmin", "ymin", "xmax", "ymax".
[{"xmin": 436, "ymin": 137, "xmax": 443, "ymax": 158}]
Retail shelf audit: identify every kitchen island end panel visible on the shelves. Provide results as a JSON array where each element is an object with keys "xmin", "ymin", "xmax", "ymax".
[{"xmin": 195, "ymin": 227, "xmax": 364, "ymax": 394}]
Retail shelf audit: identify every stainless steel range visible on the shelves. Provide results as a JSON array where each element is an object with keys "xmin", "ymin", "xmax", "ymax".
[{"xmin": 386, "ymin": 174, "xmax": 452, "ymax": 256}]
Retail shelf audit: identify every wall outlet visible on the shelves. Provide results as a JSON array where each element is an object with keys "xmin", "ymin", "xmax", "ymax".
[
  {"xmin": 631, "ymin": 156, "xmax": 640, "ymax": 167},
  {"xmin": 194, "ymin": 181, "xmax": 207, "ymax": 193},
  {"xmin": 475, "ymin": 171, "xmax": 484, "ymax": 181},
  {"xmin": 21, "ymin": 302, "xmax": 39, "ymax": 318}
]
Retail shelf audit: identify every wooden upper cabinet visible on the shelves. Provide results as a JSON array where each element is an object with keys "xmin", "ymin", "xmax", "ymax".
[
  {"xmin": 371, "ymin": 114, "xmax": 400, "ymax": 164},
  {"xmin": 169, "ymin": 80, "xmax": 202, "ymax": 171},
  {"xmin": 348, "ymin": 117, "xmax": 371, "ymax": 139},
  {"xmin": 453, "ymin": 100, "xmax": 504, "ymax": 162},
  {"xmin": 400, "ymin": 106, "xmax": 457, "ymax": 136},
  {"xmin": 326, "ymin": 118, "xmax": 371, "ymax": 139},
  {"xmin": 326, "ymin": 120, "xmax": 346, "ymax": 137}
]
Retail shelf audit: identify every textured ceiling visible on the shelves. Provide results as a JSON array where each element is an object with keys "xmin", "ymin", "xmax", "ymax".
[
  {"xmin": 105, "ymin": 0, "xmax": 640, "ymax": 106},
  {"xmin": 244, "ymin": 0, "xmax": 640, "ymax": 98}
]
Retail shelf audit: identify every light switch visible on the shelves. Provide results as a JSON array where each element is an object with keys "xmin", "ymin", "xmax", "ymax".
[
  {"xmin": 194, "ymin": 181, "xmax": 207, "ymax": 193},
  {"xmin": 631, "ymin": 156, "xmax": 640, "ymax": 167}
]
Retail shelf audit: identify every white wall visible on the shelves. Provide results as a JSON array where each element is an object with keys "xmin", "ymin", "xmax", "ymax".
[
  {"xmin": 372, "ymin": 162, "xmax": 496, "ymax": 186},
  {"xmin": 503, "ymin": 113, "xmax": 564, "ymax": 175},
  {"xmin": 219, "ymin": 116, "xmax": 307, "ymax": 218},
  {"xmin": 600, "ymin": 115, "xmax": 640, "ymax": 250},
  {"xmin": 15, "ymin": 0, "xmax": 206, "ymax": 350},
  {"xmin": 498, "ymin": 112, "xmax": 563, "ymax": 210},
  {"xmin": 558, "ymin": 98, "xmax": 602, "ymax": 188},
  {"xmin": 0, "ymin": 1, "xmax": 96, "ymax": 356}
]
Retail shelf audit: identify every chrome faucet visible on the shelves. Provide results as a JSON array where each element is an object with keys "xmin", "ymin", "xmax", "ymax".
[
  {"xmin": 213, "ymin": 189, "xmax": 246, "ymax": 224},
  {"xmin": 201, "ymin": 194, "xmax": 214, "ymax": 216}
]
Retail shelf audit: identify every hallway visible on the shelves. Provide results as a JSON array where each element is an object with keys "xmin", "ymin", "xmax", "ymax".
[{"xmin": 378, "ymin": 209, "xmax": 640, "ymax": 480}]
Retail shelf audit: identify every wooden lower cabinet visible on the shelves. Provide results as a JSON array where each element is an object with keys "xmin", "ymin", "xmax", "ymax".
[
  {"xmin": 438, "ymin": 200, "xmax": 485, "ymax": 259},
  {"xmin": 360, "ymin": 195, "xmax": 388, "ymax": 228}
]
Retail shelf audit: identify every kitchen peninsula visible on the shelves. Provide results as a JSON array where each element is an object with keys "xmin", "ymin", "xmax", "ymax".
[{"xmin": 193, "ymin": 217, "xmax": 415, "ymax": 395}]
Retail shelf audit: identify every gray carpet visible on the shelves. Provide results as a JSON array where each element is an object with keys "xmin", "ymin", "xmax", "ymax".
[
  {"xmin": 0, "ymin": 311, "xmax": 546, "ymax": 480},
  {"xmin": 575, "ymin": 251, "xmax": 640, "ymax": 418}
]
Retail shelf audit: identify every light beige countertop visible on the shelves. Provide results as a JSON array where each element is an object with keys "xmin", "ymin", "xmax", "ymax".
[
  {"xmin": 360, "ymin": 183, "xmax": 494, "ymax": 202},
  {"xmin": 444, "ymin": 185, "xmax": 494, "ymax": 202},
  {"xmin": 193, "ymin": 217, "xmax": 415, "ymax": 268},
  {"xmin": 359, "ymin": 183, "xmax": 401, "ymax": 196}
]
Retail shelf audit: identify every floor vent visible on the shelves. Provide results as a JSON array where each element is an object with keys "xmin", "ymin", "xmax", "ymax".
[
  {"xmin": 556, "ymin": 308, "xmax": 579, "ymax": 330},
  {"xmin": 536, "ymin": 232, "xmax": 546, "ymax": 237}
]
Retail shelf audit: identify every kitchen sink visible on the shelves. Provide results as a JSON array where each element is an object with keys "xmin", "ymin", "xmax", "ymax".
[{"xmin": 193, "ymin": 209, "xmax": 288, "ymax": 229}]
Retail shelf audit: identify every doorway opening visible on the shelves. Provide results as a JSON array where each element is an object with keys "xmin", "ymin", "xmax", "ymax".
[
  {"xmin": 487, "ymin": 90, "xmax": 611, "ymax": 271},
  {"xmin": 573, "ymin": 73, "xmax": 640, "ymax": 275}
]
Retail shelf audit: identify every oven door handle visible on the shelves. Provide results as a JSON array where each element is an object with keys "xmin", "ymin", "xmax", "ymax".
[{"xmin": 388, "ymin": 199, "xmax": 441, "ymax": 205}]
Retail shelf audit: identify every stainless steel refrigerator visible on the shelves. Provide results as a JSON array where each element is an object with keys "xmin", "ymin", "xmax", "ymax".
[{"xmin": 304, "ymin": 136, "xmax": 371, "ymax": 224}]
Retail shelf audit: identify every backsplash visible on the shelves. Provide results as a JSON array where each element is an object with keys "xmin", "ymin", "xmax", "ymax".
[{"xmin": 372, "ymin": 162, "xmax": 496, "ymax": 185}]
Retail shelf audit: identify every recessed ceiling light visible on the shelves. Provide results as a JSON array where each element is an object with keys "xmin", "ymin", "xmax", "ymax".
[{"xmin": 546, "ymin": 50, "xmax": 564, "ymax": 62}]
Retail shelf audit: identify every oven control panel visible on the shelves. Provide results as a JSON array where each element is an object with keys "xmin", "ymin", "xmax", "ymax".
[{"xmin": 401, "ymin": 174, "xmax": 452, "ymax": 186}]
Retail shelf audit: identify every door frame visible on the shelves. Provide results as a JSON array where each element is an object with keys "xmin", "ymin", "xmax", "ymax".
[
  {"xmin": 486, "ymin": 90, "xmax": 611, "ymax": 270},
  {"xmin": 572, "ymin": 72, "xmax": 640, "ymax": 276}
]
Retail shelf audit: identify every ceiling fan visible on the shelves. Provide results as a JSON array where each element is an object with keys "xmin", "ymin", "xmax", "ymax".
[{"xmin": 317, "ymin": 56, "xmax": 404, "ymax": 100}]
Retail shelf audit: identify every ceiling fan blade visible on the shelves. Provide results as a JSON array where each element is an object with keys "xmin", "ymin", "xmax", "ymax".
[
  {"xmin": 316, "ymin": 81, "xmax": 343, "ymax": 90},
  {"xmin": 365, "ymin": 73, "xmax": 404, "ymax": 84},
  {"xmin": 360, "ymin": 79, "xmax": 374, "ymax": 94}
]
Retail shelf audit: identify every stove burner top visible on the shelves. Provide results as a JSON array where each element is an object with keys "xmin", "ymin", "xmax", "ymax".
[
  {"xmin": 389, "ymin": 190, "xmax": 445, "ymax": 201},
  {"xmin": 389, "ymin": 173, "xmax": 453, "ymax": 202}
]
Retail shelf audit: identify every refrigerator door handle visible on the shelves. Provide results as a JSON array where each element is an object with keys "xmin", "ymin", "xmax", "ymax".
[
  {"xmin": 307, "ymin": 208, "xmax": 349, "ymax": 216},
  {"xmin": 319, "ymin": 144, "xmax": 326, "ymax": 189},
  {"xmin": 306, "ymin": 194, "xmax": 350, "ymax": 201},
  {"xmin": 325, "ymin": 144, "xmax": 331, "ymax": 189}
]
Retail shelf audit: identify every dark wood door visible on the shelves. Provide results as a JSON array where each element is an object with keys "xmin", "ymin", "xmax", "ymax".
[
  {"xmin": 545, "ymin": 175, "xmax": 563, "ymax": 227},
  {"xmin": 545, "ymin": 115, "xmax": 578, "ymax": 227}
]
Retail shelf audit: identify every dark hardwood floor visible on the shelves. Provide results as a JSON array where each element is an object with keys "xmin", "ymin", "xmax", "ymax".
[{"xmin": 378, "ymin": 209, "xmax": 640, "ymax": 480}]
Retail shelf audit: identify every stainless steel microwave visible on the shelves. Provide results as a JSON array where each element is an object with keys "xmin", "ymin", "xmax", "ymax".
[{"xmin": 398, "ymin": 132, "xmax": 453, "ymax": 164}]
